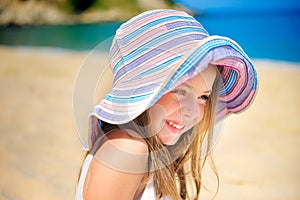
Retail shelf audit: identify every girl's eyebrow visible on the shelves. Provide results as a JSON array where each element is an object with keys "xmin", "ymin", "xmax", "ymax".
[
  {"xmin": 182, "ymin": 83, "xmax": 211, "ymax": 93},
  {"xmin": 202, "ymin": 90, "xmax": 212, "ymax": 93},
  {"xmin": 182, "ymin": 83, "xmax": 192, "ymax": 89}
]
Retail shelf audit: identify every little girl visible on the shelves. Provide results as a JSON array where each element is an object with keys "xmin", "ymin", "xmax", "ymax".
[{"xmin": 75, "ymin": 9, "xmax": 258, "ymax": 200}]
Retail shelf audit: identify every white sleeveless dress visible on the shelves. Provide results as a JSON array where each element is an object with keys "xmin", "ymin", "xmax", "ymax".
[{"xmin": 75, "ymin": 154, "xmax": 172, "ymax": 200}]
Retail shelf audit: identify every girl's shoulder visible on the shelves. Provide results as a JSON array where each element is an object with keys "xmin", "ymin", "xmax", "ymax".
[
  {"xmin": 82, "ymin": 129, "xmax": 149, "ymax": 199},
  {"xmin": 91, "ymin": 128, "xmax": 149, "ymax": 173},
  {"xmin": 103, "ymin": 129, "xmax": 149, "ymax": 155}
]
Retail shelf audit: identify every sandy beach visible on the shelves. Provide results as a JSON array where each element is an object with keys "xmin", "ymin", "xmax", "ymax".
[{"xmin": 0, "ymin": 46, "xmax": 299, "ymax": 199}]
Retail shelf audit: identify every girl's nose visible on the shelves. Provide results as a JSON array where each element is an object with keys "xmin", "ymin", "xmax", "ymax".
[{"xmin": 180, "ymin": 97, "xmax": 200, "ymax": 120}]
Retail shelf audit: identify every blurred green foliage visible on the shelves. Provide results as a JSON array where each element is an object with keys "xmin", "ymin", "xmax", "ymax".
[
  {"xmin": 69, "ymin": 0, "xmax": 97, "ymax": 12},
  {"xmin": 93, "ymin": 0, "xmax": 140, "ymax": 11},
  {"xmin": 60, "ymin": 0, "xmax": 174, "ymax": 13},
  {"xmin": 0, "ymin": 0, "xmax": 177, "ymax": 25},
  {"xmin": 64, "ymin": 0, "xmax": 143, "ymax": 13}
]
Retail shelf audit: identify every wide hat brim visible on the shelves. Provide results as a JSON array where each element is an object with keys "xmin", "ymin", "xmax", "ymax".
[{"xmin": 92, "ymin": 35, "xmax": 257, "ymax": 125}]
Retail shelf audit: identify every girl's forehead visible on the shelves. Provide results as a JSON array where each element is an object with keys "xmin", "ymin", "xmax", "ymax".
[{"xmin": 184, "ymin": 66, "xmax": 216, "ymax": 92}]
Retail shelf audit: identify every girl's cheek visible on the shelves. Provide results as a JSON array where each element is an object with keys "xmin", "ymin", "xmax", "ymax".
[
  {"xmin": 147, "ymin": 104, "xmax": 166, "ymax": 135},
  {"xmin": 157, "ymin": 96, "xmax": 181, "ymax": 116}
]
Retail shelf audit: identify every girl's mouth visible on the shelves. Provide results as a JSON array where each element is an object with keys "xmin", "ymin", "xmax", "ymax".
[{"xmin": 165, "ymin": 120, "xmax": 185, "ymax": 133}]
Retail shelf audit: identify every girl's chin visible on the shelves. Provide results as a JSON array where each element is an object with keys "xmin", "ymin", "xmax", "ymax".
[
  {"xmin": 156, "ymin": 125, "xmax": 187, "ymax": 145},
  {"xmin": 159, "ymin": 134, "xmax": 180, "ymax": 146}
]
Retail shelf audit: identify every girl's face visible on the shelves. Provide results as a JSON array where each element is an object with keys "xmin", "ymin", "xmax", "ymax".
[{"xmin": 149, "ymin": 66, "xmax": 217, "ymax": 145}]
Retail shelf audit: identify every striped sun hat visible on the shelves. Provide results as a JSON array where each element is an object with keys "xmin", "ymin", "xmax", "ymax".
[{"xmin": 87, "ymin": 9, "xmax": 258, "ymax": 148}]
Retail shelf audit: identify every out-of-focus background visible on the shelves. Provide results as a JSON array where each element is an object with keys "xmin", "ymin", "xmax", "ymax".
[{"xmin": 0, "ymin": 0, "xmax": 299, "ymax": 199}]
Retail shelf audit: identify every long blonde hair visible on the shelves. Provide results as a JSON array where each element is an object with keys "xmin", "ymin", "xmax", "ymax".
[
  {"xmin": 142, "ymin": 69, "xmax": 222, "ymax": 199},
  {"xmin": 79, "ymin": 69, "xmax": 222, "ymax": 199}
]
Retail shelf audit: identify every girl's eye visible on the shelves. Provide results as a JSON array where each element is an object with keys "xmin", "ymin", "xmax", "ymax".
[
  {"xmin": 198, "ymin": 95, "xmax": 210, "ymax": 102},
  {"xmin": 172, "ymin": 89, "xmax": 187, "ymax": 96}
]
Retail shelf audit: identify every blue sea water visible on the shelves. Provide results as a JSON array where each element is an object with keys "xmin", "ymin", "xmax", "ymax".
[
  {"xmin": 0, "ymin": 13, "xmax": 299, "ymax": 62},
  {"xmin": 196, "ymin": 13, "xmax": 300, "ymax": 62},
  {"xmin": 0, "ymin": 22, "xmax": 121, "ymax": 51},
  {"xmin": 173, "ymin": 0, "xmax": 300, "ymax": 15}
]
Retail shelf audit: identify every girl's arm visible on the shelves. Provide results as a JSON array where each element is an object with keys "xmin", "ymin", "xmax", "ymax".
[{"xmin": 83, "ymin": 129, "xmax": 149, "ymax": 200}]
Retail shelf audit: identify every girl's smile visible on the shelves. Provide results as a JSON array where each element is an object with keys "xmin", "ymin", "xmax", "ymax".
[{"xmin": 165, "ymin": 120, "xmax": 185, "ymax": 131}]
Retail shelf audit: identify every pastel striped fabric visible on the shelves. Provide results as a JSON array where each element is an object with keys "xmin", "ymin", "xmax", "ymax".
[{"xmin": 89, "ymin": 9, "xmax": 258, "ymax": 146}]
